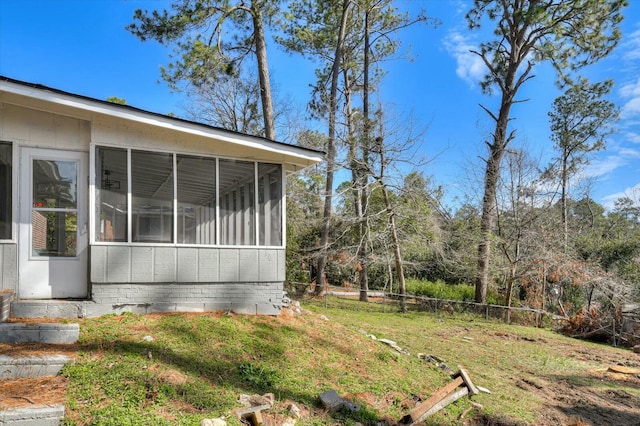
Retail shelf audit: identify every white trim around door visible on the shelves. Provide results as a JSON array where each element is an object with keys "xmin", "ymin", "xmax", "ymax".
[{"xmin": 19, "ymin": 147, "xmax": 88, "ymax": 299}]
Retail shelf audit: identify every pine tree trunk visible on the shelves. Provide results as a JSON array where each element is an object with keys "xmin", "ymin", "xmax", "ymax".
[
  {"xmin": 358, "ymin": 7, "xmax": 372, "ymax": 303},
  {"xmin": 475, "ymin": 96, "xmax": 513, "ymax": 303},
  {"xmin": 252, "ymin": 0, "xmax": 275, "ymax": 140},
  {"xmin": 561, "ymin": 147, "xmax": 569, "ymax": 253},
  {"xmin": 315, "ymin": 0, "xmax": 350, "ymax": 294}
]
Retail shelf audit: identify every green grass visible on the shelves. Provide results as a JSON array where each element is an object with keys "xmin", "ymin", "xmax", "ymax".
[
  {"xmin": 405, "ymin": 279, "xmax": 501, "ymax": 304},
  {"xmin": 60, "ymin": 299, "xmax": 637, "ymax": 425}
]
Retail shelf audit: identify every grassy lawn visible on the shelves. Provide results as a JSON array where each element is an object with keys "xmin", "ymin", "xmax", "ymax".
[{"xmin": 58, "ymin": 298, "xmax": 640, "ymax": 425}]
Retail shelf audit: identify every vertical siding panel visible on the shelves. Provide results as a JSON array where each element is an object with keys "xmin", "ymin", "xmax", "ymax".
[
  {"xmin": 131, "ymin": 247, "xmax": 153, "ymax": 282},
  {"xmin": 177, "ymin": 248, "xmax": 198, "ymax": 282},
  {"xmin": 198, "ymin": 248, "xmax": 219, "ymax": 282}
]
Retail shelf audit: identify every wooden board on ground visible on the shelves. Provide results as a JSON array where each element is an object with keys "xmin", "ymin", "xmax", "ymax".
[
  {"xmin": 607, "ymin": 365, "xmax": 640, "ymax": 375},
  {"xmin": 400, "ymin": 376, "xmax": 464, "ymax": 424},
  {"xmin": 456, "ymin": 366, "xmax": 479, "ymax": 396}
]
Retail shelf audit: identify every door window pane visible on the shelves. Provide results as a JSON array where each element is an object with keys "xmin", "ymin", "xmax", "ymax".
[
  {"xmin": 258, "ymin": 163, "xmax": 282, "ymax": 246},
  {"xmin": 0, "ymin": 142, "xmax": 11, "ymax": 239},
  {"xmin": 219, "ymin": 159, "xmax": 255, "ymax": 245},
  {"xmin": 177, "ymin": 155, "xmax": 216, "ymax": 244},
  {"xmin": 32, "ymin": 211, "xmax": 77, "ymax": 257},
  {"xmin": 33, "ymin": 160, "xmax": 77, "ymax": 208},
  {"xmin": 95, "ymin": 147, "xmax": 128, "ymax": 242},
  {"xmin": 132, "ymin": 150, "xmax": 174, "ymax": 243}
]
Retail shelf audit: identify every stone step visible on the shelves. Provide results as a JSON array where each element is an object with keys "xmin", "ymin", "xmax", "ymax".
[
  {"xmin": 0, "ymin": 323, "xmax": 79, "ymax": 344},
  {"xmin": 0, "ymin": 404, "xmax": 65, "ymax": 426},
  {"xmin": 0, "ymin": 355, "xmax": 72, "ymax": 379}
]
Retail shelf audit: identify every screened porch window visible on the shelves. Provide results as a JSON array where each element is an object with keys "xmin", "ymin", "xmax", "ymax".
[
  {"xmin": 131, "ymin": 150, "xmax": 173, "ymax": 243},
  {"xmin": 95, "ymin": 147, "xmax": 128, "ymax": 242},
  {"xmin": 258, "ymin": 163, "xmax": 282, "ymax": 246},
  {"xmin": 177, "ymin": 155, "xmax": 216, "ymax": 244},
  {"xmin": 219, "ymin": 159, "xmax": 255, "ymax": 246},
  {"xmin": 0, "ymin": 142, "xmax": 12, "ymax": 240},
  {"xmin": 94, "ymin": 146, "xmax": 283, "ymax": 247}
]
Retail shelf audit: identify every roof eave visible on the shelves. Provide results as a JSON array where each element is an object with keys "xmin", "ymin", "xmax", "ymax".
[{"xmin": 0, "ymin": 76, "xmax": 325, "ymax": 168}]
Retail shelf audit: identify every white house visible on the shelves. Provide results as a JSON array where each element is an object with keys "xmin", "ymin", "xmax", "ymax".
[{"xmin": 0, "ymin": 76, "xmax": 323, "ymax": 317}]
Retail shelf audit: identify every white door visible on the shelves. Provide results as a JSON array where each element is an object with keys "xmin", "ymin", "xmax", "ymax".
[{"xmin": 19, "ymin": 148, "xmax": 88, "ymax": 299}]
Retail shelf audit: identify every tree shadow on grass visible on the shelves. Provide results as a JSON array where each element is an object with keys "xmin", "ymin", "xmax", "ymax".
[{"xmin": 68, "ymin": 313, "xmax": 387, "ymax": 425}]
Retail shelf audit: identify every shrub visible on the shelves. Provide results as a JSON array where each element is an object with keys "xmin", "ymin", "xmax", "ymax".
[
  {"xmin": 405, "ymin": 279, "xmax": 500, "ymax": 304},
  {"xmin": 405, "ymin": 279, "xmax": 475, "ymax": 301}
]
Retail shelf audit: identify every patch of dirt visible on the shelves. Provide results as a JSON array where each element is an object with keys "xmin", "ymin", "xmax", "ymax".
[
  {"xmin": 506, "ymin": 361, "xmax": 640, "ymax": 426},
  {"xmin": 0, "ymin": 342, "xmax": 80, "ymax": 357},
  {"xmin": 0, "ymin": 341, "xmax": 80, "ymax": 412},
  {"xmin": 0, "ymin": 376, "xmax": 68, "ymax": 410},
  {"xmin": 5, "ymin": 317, "xmax": 72, "ymax": 324},
  {"xmin": 155, "ymin": 366, "xmax": 190, "ymax": 386}
]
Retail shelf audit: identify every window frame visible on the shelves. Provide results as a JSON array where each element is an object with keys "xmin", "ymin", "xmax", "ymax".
[
  {"xmin": 176, "ymin": 154, "xmax": 218, "ymax": 245},
  {"xmin": 130, "ymin": 149, "xmax": 175, "ymax": 244},
  {"xmin": 0, "ymin": 141, "xmax": 16, "ymax": 242},
  {"xmin": 90, "ymin": 144, "xmax": 286, "ymax": 248}
]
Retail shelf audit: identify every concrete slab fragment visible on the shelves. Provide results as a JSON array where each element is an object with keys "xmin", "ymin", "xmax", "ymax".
[{"xmin": 318, "ymin": 389, "xmax": 360, "ymax": 413}]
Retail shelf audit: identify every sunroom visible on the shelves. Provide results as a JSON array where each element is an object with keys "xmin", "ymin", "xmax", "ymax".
[
  {"xmin": 0, "ymin": 76, "xmax": 324, "ymax": 317},
  {"xmin": 94, "ymin": 148, "xmax": 283, "ymax": 247}
]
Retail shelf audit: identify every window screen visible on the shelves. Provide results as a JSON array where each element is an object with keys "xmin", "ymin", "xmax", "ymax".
[
  {"xmin": 0, "ymin": 142, "xmax": 12, "ymax": 240},
  {"xmin": 131, "ymin": 150, "xmax": 174, "ymax": 243},
  {"xmin": 95, "ymin": 146, "xmax": 128, "ymax": 242}
]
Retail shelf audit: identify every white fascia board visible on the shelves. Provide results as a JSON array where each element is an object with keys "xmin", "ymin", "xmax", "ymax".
[{"xmin": 0, "ymin": 79, "xmax": 324, "ymax": 166}]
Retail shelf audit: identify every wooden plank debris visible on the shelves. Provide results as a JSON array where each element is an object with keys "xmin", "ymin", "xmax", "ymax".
[
  {"xmin": 455, "ymin": 365, "xmax": 479, "ymax": 396},
  {"xmin": 417, "ymin": 387, "xmax": 469, "ymax": 422},
  {"xmin": 233, "ymin": 403, "xmax": 271, "ymax": 426},
  {"xmin": 399, "ymin": 376, "xmax": 464, "ymax": 424},
  {"xmin": 477, "ymin": 385, "xmax": 492, "ymax": 394},
  {"xmin": 399, "ymin": 366, "xmax": 486, "ymax": 425},
  {"xmin": 607, "ymin": 365, "xmax": 640, "ymax": 375},
  {"xmin": 460, "ymin": 402, "xmax": 484, "ymax": 420}
]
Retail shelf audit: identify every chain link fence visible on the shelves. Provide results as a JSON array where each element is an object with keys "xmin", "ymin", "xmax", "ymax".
[{"xmin": 285, "ymin": 282, "xmax": 560, "ymax": 327}]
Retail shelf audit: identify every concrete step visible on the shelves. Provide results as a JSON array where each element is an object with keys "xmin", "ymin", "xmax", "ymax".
[
  {"xmin": 1, "ymin": 291, "xmax": 13, "ymax": 322},
  {"xmin": 0, "ymin": 404, "xmax": 65, "ymax": 426},
  {"xmin": 10, "ymin": 300, "xmax": 86, "ymax": 319},
  {"xmin": 0, "ymin": 323, "xmax": 79, "ymax": 344},
  {"xmin": 0, "ymin": 355, "xmax": 72, "ymax": 379}
]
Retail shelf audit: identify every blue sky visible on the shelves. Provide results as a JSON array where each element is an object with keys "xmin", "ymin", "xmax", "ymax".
[{"xmin": 1, "ymin": 0, "xmax": 639, "ymax": 212}]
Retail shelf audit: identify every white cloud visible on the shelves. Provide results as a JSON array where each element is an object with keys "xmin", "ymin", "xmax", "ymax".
[
  {"xmin": 624, "ymin": 131, "xmax": 640, "ymax": 144},
  {"xmin": 617, "ymin": 147, "xmax": 640, "ymax": 158},
  {"xmin": 622, "ymin": 97, "xmax": 640, "ymax": 120},
  {"xmin": 622, "ymin": 28, "xmax": 640, "ymax": 62},
  {"xmin": 450, "ymin": 0, "xmax": 470, "ymax": 16},
  {"xmin": 444, "ymin": 31, "xmax": 486, "ymax": 87},
  {"xmin": 620, "ymin": 78, "xmax": 640, "ymax": 98},
  {"xmin": 580, "ymin": 155, "xmax": 627, "ymax": 179},
  {"xmin": 620, "ymin": 78, "xmax": 640, "ymax": 119},
  {"xmin": 601, "ymin": 183, "xmax": 640, "ymax": 210}
]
